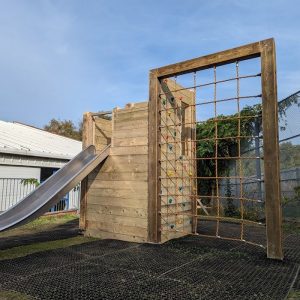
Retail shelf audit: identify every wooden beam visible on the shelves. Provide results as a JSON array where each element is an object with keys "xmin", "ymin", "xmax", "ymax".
[
  {"xmin": 148, "ymin": 38, "xmax": 283, "ymax": 258},
  {"xmin": 260, "ymin": 38, "xmax": 283, "ymax": 260},
  {"xmin": 148, "ymin": 71, "xmax": 161, "ymax": 243},
  {"xmin": 152, "ymin": 41, "xmax": 262, "ymax": 78},
  {"xmin": 79, "ymin": 112, "xmax": 94, "ymax": 230}
]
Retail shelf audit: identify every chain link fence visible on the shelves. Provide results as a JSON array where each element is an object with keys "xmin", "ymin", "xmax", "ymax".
[{"xmin": 278, "ymin": 90, "xmax": 300, "ymax": 221}]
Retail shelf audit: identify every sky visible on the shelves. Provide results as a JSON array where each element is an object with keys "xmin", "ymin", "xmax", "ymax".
[{"xmin": 0, "ymin": 0, "xmax": 299, "ymax": 128}]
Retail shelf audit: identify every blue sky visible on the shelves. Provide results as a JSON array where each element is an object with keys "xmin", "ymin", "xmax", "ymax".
[{"xmin": 0, "ymin": 0, "xmax": 299, "ymax": 128}]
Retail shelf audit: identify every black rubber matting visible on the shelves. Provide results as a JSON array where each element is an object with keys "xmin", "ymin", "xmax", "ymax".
[{"xmin": 0, "ymin": 223, "xmax": 299, "ymax": 299}]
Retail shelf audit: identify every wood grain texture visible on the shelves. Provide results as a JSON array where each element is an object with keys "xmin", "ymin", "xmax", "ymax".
[
  {"xmin": 79, "ymin": 112, "xmax": 94, "ymax": 230},
  {"xmin": 152, "ymin": 41, "xmax": 261, "ymax": 78},
  {"xmin": 148, "ymin": 71, "xmax": 161, "ymax": 243},
  {"xmin": 85, "ymin": 228, "xmax": 147, "ymax": 242},
  {"xmin": 260, "ymin": 39, "xmax": 283, "ymax": 260},
  {"xmin": 85, "ymin": 103, "xmax": 149, "ymax": 241}
]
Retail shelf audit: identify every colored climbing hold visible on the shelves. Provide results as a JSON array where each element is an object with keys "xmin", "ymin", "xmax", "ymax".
[
  {"xmin": 189, "ymin": 172, "xmax": 193, "ymax": 176},
  {"xmin": 168, "ymin": 144, "xmax": 173, "ymax": 151},
  {"xmin": 170, "ymin": 224, "xmax": 175, "ymax": 229},
  {"xmin": 179, "ymin": 186, "xmax": 183, "ymax": 192},
  {"xmin": 170, "ymin": 97, "xmax": 175, "ymax": 103},
  {"xmin": 162, "ymin": 99, "xmax": 166, "ymax": 105},
  {"xmin": 179, "ymin": 155, "xmax": 183, "ymax": 160},
  {"xmin": 168, "ymin": 197, "xmax": 173, "ymax": 204},
  {"xmin": 179, "ymin": 96, "xmax": 183, "ymax": 100},
  {"xmin": 167, "ymin": 170, "xmax": 174, "ymax": 177},
  {"xmin": 173, "ymin": 131, "xmax": 176, "ymax": 137}
]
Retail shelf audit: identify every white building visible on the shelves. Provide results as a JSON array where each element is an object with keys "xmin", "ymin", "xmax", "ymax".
[{"xmin": 0, "ymin": 120, "xmax": 82, "ymax": 212}]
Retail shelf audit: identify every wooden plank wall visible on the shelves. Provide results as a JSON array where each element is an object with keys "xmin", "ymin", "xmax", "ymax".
[
  {"xmin": 94, "ymin": 117, "xmax": 112, "ymax": 153},
  {"xmin": 84, "ymin": 102, "xmax": 149, "ymax": 242},
  {"xmin": 80, "ymin": 113, "xmax": 112, "ymax": 229},
  {"xmin": 159, "ymin": 80, "xmax": 195, "ymax": 242}
]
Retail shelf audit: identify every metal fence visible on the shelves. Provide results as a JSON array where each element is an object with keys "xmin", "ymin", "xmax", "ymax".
[
  {"xmin": 218, "ymin": 91, "xmax": 300, "ymax": 220},
  {"xmin": 0, "ymin": 178, "xmax": 81, "ymax": 213},
  {"xmin": 278, "ymin": 90, "xmax": 300, "ymax": 220}
]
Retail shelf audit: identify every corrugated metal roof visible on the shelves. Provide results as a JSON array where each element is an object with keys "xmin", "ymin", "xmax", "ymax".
[{"xmin": 0, "ymin": 121, "xmax": 82, "ymax": 160}]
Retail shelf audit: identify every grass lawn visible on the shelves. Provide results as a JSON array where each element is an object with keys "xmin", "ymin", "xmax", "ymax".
[
  {"xmin": 0, "ymin": 214, "xmax": 79, "ymax": 238},
  {"xmin": 0, "ymin": 214, "xmax": 98, "ymax": 260},
  {"xmin": 0, "ymin": 235, "xmax": 98, "ymax": 260},
  {"xmin": 0, "ymin": 290, "xmax": 33, "ymax": 300}
]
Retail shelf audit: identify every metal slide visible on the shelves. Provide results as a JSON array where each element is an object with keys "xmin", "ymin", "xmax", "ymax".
[{"xmin": 0, "ymin": 144, "xmax": 110, "ymax": 232}]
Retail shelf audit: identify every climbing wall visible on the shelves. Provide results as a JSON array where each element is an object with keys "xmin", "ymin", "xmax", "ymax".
[
  {"xmin": 159, "ymin": 79, "xmax": 196, "ymax": 242},
  {"xmin": 150, "ymin": 39, "xmax": 283, "ymax": 259}
]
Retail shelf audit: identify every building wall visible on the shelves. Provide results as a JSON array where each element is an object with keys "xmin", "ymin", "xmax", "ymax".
[
  {"xmin": 0, "ymin": 162, "xmax": 81, "ymax": 212},
  {"xmin": 83, "ymin": 103, "xmax": 149, "ymax": 242},
  {"xmin": 0, "ymin": 165, "xmax": 41, "ymax": 179}
]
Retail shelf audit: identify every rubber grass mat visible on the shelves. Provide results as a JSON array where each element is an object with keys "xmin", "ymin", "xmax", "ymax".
[{"xmin": 0, "ymin": 230, "xmax": 299, "ymax": 300}]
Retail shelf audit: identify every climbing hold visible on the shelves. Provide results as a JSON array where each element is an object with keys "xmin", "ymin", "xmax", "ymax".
[
  {"xmin": 168, "ymin": 144, "xmax": 173, "ymax": 151},
  {"xmin": 189, "ymin": 172, "xmax": 193, "ymax": 176},
  {"xmin": 179, "ymin": 186, "xmax": 183, "ymax": 192},
  {"xmin": 170, "ymin": 97, "xmax": 175, "ymax": 103},
  {"xmin": 163, "ymin": 79, "xmax": 168, "ymax": 83},
  {"xmin": 167, "ymin": 170, "xmax": 174, "ymax": 177},
  {"xmin": 170, "ymin": 224, "xmax": 175, "ymax": 229},
  {"xmin": 179, "ymin": 155, "xmax": 183, "ymax": 160},
  {"xmin": 167, "ymin": 111, "xmax": 172, "ymax": 116},
  {"xmin": 173, "ymin": 131, "xmax": 176, "ymax": 137},
  {"xmin": 182, "ymin": 203, "xmax": 186, "ymax": 207},
  {"xmin": 179, "ymin": 96, "xmax": 183, "ymax": 100},
  {"xmin": 168, "ymin": 197, "xmax": 173, "ymax": 204},
  {"xmin": 162, "ymin": 99, "xmax": 166, "ymax": 105}
]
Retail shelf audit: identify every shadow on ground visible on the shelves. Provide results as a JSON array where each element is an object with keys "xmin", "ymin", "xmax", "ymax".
[
  {"xmin": 0, "ymin": 219, "xmax": 79, "ymax": 250},
  {"xmin": 0, "ymin": 220, "xmax": 299, "ymax": 300}
]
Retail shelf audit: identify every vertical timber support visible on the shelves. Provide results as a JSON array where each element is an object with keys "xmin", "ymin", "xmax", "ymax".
[
  {"xmin": 149, "ymin": 38, "xmax": 283, "ymax": 258},
  {"xmin": 79, "ymin": 112, "xmax": 94, "ymax": 230},
  {"xmin": 148, "ymin": 70, "xmax": 161, "ymax": 243},
  {"xmin": 260, "ymin": 39, "xmax": 283, "ymax": 260}
]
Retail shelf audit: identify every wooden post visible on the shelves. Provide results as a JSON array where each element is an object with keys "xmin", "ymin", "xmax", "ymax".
[
  {"xmin": 79, "ymin": 112, "xmax": 94, "ymax": 230},
  {"xmin": 148, "ymin": 71, "xmax": 161, "ymax": 243},
  {"xmin": 148, "ymin": 38, "xmax": 283, "ymax": 258},
  {"xmin": 260, "ymin": 39, "xmax": 283, "ymax": 260}
]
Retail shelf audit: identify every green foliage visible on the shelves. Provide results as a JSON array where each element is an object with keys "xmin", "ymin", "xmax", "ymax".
[
  {"xmin": 196, "ymin": 104, "xmax": 262, "ymax": 198},
  {"xmin": 282, "ymin": 186, "xmax": 300, "ymax": 207},
  {"xmin": 44, "ymin": 118, "xmax": 82, "ymax": 141},
  {"xmin": 20, "ymin": 178, "xmax": 40, "ymax": 187},
  {"xmin": 280, "ymin": 142, "xmax": 300, "ymax": 170}
]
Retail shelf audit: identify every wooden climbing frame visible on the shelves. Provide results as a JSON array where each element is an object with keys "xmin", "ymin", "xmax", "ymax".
[{"xmin": 148, "ymin": 38, "xmax": 283, "ymax": 260}]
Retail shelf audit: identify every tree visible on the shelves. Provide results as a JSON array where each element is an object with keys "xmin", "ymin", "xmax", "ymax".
[
  {"xmin": 196, "ymin": 104, "xmax": 262, "ymax": 215},
  {"xmin": 44, "ymin": 119, "xmax": 82, "ymax": 141}
]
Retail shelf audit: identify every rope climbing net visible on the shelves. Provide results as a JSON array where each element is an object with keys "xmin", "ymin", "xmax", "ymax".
[{"xmin": 158, "ymin": 58, "xmax": 267, "ymax": 247}]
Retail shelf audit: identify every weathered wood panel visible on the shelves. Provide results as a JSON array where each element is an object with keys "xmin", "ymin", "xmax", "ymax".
[
  {"xmin": 84, "ymin": 102, "xmax": 149, "ymax": 243},
  {"xmin": 85, "ymin": 228, "xmax": 147, "ymax": 242},
  {"xmin": 260, "ymin": 39, "xmax": 283, "ymax": 260},
  {"xmin": 79, "ymin": 112, "xmax": 94, "ymax": 230}
]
